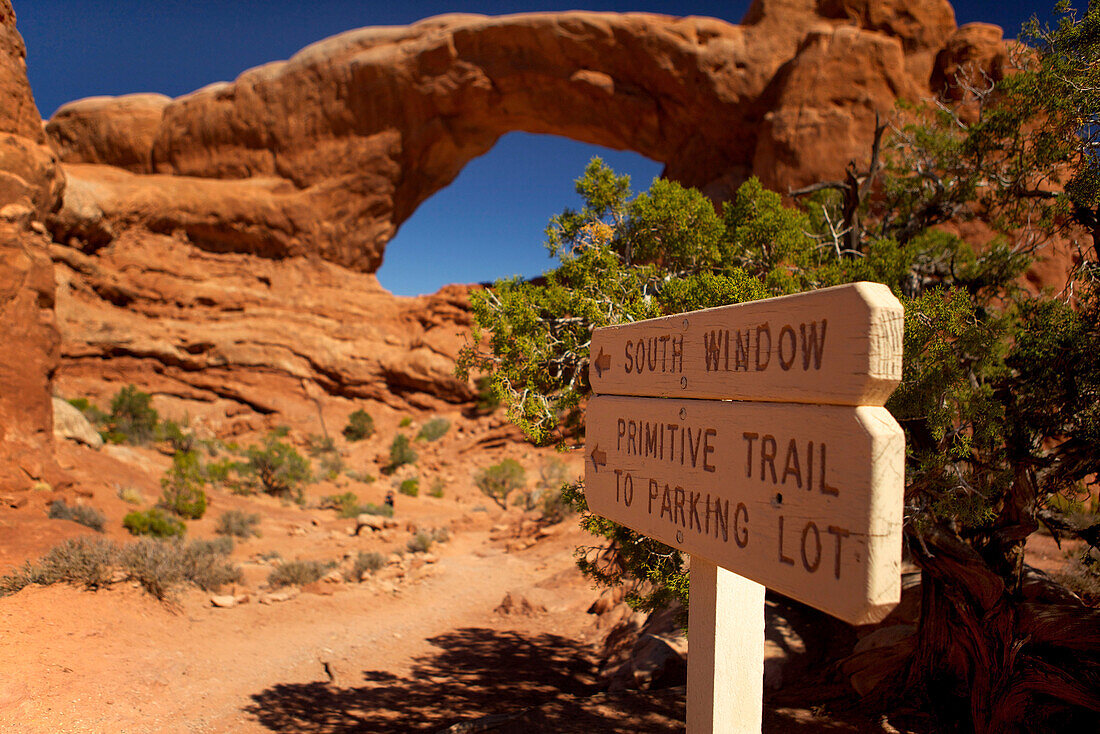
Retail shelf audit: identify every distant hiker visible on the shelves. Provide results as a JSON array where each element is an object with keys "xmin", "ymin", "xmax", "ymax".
[{"xmin": 385, "ymin": 490, "xmax": 395, "ymax": 509}]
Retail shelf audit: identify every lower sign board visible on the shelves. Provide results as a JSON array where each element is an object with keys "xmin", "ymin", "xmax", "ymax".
[{"xmin": 585, "ymin": 395, "xmax": 904, "ymax": 624}]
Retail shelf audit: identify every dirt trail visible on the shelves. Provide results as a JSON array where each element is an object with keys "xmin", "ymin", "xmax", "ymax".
[{"xmin": 0, "ymin": 522, "xmax": 633, "ymax": 733}]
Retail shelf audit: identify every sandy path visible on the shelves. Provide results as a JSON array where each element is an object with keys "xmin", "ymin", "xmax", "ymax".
[{"xmin": 0, "ymin": 525, "xmax": 619, "ymax": 734}]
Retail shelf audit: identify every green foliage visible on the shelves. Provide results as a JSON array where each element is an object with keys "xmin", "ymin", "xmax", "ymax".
[
  {"xmin": 398, "ymin": 478, "xmax": 419, "ymax": 497},
  {"xmin": 464, "ymin": 117, "xmax": 1100, "ymax": 662},
  {"xmin": 215, "ymin": 509, "xmax": 261, "ymax": 539},
  {"xmin": 268, "ymin": 559, "xmax": 335, "ymax": 588},
  {"xmin": 359, "ymin": 502, "xmax": 394, "ymax": 518},
  {"xmin": 160, "ymin": 419, "xmax": 197, "ymax": 453},
  {"xmin": 67, "ymin": 397, "xmax": 108, "ymax": 426},
  {"xmin": 159, "ymin": 450, "xmax": 208, "ymax": 519},
  {"xmin": 428, "ymin": 478, "xmax": 445, "ymax": 498},
  {"xmin": 347, "ymin": 551, "xmax": 386, "ymax": 581},
  {"xmin": 342, "ymin": 409, "xmax": 376, "ymax": 441},
  {"xmin": 385, "ymin": 434, "xmax": 417, "ymax": 473},
  {"xmin": 474, "ymin": 458, "xmax": 526, "ymax": 509},
  {"xmin": 106, "ymin": 385, "xmax": 159, "ymax": 445},
  {"xmin": 123, "ymin": 508, "xmax": 186, "ymax": 538},
  {"xmin": 473, "ymin": 377, "xmax": 502, "ymax": 413},
  {"xmin": 320, "ymin": 491, "xmax": 364, "ymax": 518},
  {"xmin": 47, "ymin": 499, "xmax": 106, "ymax": 532},
  {"xmin": 398, "ymin": 416, "xmax": 412, "ymax": 428},
  {"xmin": 243, "ymin": 434, "xmax": 311, "ymax": 500},
  {"xmin": 416, "ymin": 417, "xmax": 450, "ymax": 442}
]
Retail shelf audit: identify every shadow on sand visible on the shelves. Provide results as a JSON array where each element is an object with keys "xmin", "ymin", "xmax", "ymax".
[
  {"xmin": 243, "ymin": 625, "xmax": 898, "ymax": 733},
  {"xmin": 243, "ymin": 626, "xmax": 689, "ymax": 733}
]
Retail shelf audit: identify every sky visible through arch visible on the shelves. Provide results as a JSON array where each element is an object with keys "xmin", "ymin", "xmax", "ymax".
[{"xmin": 18, "ymin": 0, "xmax": 1065, "ymax": 295}]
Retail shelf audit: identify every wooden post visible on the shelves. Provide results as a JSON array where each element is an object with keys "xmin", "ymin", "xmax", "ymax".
[
  {"xmin": 584, "ymin": 283, "xmax": 906, "ymax": 733},
  {"xmin": 687, "ymin": 557, "xmax": 765, "ymax": 733}
]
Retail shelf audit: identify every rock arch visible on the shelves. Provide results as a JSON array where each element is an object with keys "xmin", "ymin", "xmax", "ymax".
[{"xmin": 44, "ymin": 1, "xmax": 986, "ymax": 274}]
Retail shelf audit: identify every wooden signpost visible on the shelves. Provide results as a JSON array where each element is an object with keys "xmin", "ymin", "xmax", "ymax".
[{"xmin": 584, "ymin": 282, "xmax": 905, "ymax": 732}]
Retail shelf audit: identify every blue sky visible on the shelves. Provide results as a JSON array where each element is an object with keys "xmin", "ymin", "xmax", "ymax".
[{"xmin": 17, "ymin": 1, "xmax": 1063, "ymax": 295}]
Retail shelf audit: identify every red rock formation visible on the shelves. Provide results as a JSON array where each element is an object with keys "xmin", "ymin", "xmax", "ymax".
[
  {"xmin": 45, "ymin": 94, "xmax": 170, "ymax": 174},
  {"xmin": 0, "ymin": 0, "xmax": 66, "ymax": 491},
  {"xmin": 46, "ymin": 1, "xmax": 961, "ymax": 273},
  {"xmin": 17, "ymin": 0, "xmax": 1059, "ymax": 438}
]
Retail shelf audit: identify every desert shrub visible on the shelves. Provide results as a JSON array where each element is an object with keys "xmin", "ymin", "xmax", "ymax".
[
  {"xmin": 398, "ymin": 416, "xmax": 412, "ymax": 428},
  {"xmin": 243, "ymin": 434, "xmax": 311, "ymax": 500},
  {"xmin": 160, "ymin": 419, "xmax": 197, "ymax": 453},
  {"xmin": 123, "ymin": 508, "xmax": 185, "ymax": 538},
  {"xmin": 205, "ymin": 458, "xmax": 239, "ymax": 485},
  {"xmin": 307, "ymin": 434, "xmax": 344, "ymax": 480},
  {"xmin": 474, "ymin": 458, "xmax": 526, "ymax": 509},
  {"xmin": 105, "ymin": 385, "xmax": 159, "ymax": 445},
  {"xmin": 384, "ymin": 434, "xmax": 417, "ymax": 473},
  {"xmin": 159, "ymin": 450, "xmax": 208, "ymax": 519},
  {"xmin": 473, "ymin": 376, "xmax": 502, "ymax": 413},
  {"xmin": 347, "ymin": 551, "xmax": 386, "ymax": 581},
  {"xmin": 320, "ymin": 491, "xmax": 363, "ymax": 518},
  {"xmin": 215, "ymin": 509, "xmax": 261, "ymax": 539},
  {"xmin": 268, "ymin": 559, "xmax": 335, "ymax": 588},
  {"xmin": 345, "ymin": 470, "xmax": 376, "ymax": 484},
  {"xmin": 0, "ymin": 536, "xmax": 238, "ymax": 601},
  {"xmin": 398, "ymin": 478, "xmax": 419, "ymax": 497},
  {"xmin": 120, "ymin": 537, "xmax": 239, "ymax": 600},
  {"xmin": 359, "ymin": 502, "xmax": 394, "ymax": 517},
  {"xmin": 115, "ymin": 484, "xmax": 144, "ymax": 505},
  {"xmin": 342, "ymin": 409, "xmax": 375, "ymax": 441},
  {"xmin": 406, "ymin": 531, "xmax": 434, "ymax": 554},
  {"xmin": 428, "ymin": 479, "xmax": 444, "ymax": 498},
  {"xmin": 2, "ymin": 536, "xmax": 119, "ymax": 595},
  {"xmin": 536, "ymin": 458, "xmax": 574, "ymax": 522},
  {"xmin": 416, "ymin": 418, "xmax": 450, "ymax": 442},
  {"xmin": 47, "ymin": 499, "xmax": 106, "ymax": 532},
  {"xmin": 407, "ymin": 528, "xmax": 449, "ymax": 554},
  {"xmin": 42, "ymin": 536, "xmax": 118, "ymax": 587}
]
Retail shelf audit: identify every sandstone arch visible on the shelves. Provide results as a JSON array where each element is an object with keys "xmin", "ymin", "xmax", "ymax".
[{"xmin": 45, "ymin": 1, "xmax": 974, "ymax": 274}]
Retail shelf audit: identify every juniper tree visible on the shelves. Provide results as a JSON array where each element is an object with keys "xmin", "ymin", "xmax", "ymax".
[{"xmin": 458, "ymin": 4, "xmax": 1100, "ymax": 728}]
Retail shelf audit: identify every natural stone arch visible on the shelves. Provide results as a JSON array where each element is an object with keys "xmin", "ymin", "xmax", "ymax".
[{"xmin": 46, "ymin": 1, "xmax": 990, "ymax": 275}]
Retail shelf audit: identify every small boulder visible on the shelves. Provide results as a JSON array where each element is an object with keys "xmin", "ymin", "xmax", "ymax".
[
  {"xmin": 356, "ymin": 514, "xmax": 385, "ymax": 534},
  {"xmin": 495, "ymin": 592, "xmax": 547, "ymax": 616},
  {"xmin": 210, "ymin": 595, "xmax": 237, "ymax": 608},
  {"xmin": 52, "ymin": 397, "xmax": 104, "ymax": 448}
]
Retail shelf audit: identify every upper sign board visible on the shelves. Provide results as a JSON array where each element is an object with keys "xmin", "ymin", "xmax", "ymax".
[
  {"xmin": 585, "ymin": 395, "xmax": 904, "ymax": 625},
  {"xmin": 588, "ymin": 282, "xmax": 903, "ymax": 406}
]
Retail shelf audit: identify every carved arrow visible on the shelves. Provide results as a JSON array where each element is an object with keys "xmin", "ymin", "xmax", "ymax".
[
  {"xmin": 593, "ymin": 347, "xmax": 612, "ymax": 378},
  {"xmin": 590, "ymin": 445, "xmax": 607, "ymax": 472}
]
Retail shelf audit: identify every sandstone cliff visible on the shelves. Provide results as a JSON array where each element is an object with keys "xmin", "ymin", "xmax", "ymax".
[
  {"xmin": 0, "ymin": 0, "xmax": 69, "ymax": 492},
  {"xmin": 6, "ymin": 0, "xmax": 1032, "ymax": 444}
]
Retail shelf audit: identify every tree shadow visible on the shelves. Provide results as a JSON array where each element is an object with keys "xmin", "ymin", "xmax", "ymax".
[{"xmin": 243, "ymin": 626, "xmax": 686, "ymax": 733}]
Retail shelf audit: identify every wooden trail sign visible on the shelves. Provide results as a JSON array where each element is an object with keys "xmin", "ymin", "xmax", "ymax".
[
  {"xmin": 585, "ymin": 395, "xmax": 904, "ymax": 625},
  {"xmin": 584, "ymin": 282, "xmax": 905, "ymax": 733},
  {"xmin": 588, "ymin": 281, "xmax": 903, "ymax": 407}
]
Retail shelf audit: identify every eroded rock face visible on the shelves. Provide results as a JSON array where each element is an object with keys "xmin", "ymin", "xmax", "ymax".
[
  {"xmin": 45, "ymin": 94, "xmax": 171, "ymax": 174},
  {"xmin": 23, "ymin": 0, "xmax": 1050, "ymax": 435},
  {"xmin": 0, "ymin": 0, "xmax": 66, "ymax": 492},
  {"xmin": 46, "ymin": 1, "xmax": 960, "ymax": 273}
]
